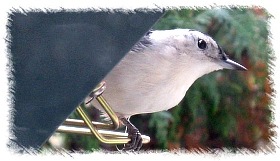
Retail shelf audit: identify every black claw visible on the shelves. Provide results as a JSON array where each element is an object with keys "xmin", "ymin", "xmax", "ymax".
[{"xmin": 121, "ymin": 118, "xmax": 143, "ymax": 151}]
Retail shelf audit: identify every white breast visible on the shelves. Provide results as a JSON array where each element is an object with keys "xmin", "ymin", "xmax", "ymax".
[{"xmin": 90, "ymin": 48, "xmax": 216, "ymax": 118}]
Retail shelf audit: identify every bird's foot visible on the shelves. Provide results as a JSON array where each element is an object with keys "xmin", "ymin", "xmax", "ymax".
[{"xmin": 120, "ymin": 118, "xmax": 143, "ymax": 151}]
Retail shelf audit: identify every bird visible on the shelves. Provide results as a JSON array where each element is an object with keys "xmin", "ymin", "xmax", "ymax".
[{"xmin": 86, "ymin": 28, "xmax": 247, "ymax": 150}]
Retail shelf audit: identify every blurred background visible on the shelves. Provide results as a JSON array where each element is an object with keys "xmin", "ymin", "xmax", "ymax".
[{"xmin": 44, "ymin": 7, "xmax": 274, "ymax": 152}]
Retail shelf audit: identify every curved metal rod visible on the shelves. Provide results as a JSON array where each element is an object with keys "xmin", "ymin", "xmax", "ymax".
[
  {"xmin": 56, "ymin": 81, "xmax": 151, "ymax": 145},
  {"xmin": 95, "ymin": 94, "xmax": 120, "ymax": 130},
  {"xmin": 87, "ymin": 81, "xmax": 120, "ymax": 130},
  {"xmin": 57, "ymin": 125, "xmax": 150, "ymax": 144},
  {"xmin": 62, "ymin": 118, "xmax": 114, "ymax": 130},
  {"xmin": 75, "ymin": 105, "xmax": 130, "ymax": 144}
]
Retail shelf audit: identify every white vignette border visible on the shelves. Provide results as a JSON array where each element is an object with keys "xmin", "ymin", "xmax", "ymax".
[{"xmin": 1, "ymin": 0, "xmax": 279, "ymax": 160}]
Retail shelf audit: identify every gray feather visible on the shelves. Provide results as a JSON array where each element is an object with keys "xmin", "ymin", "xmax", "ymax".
[{"xmin": 130, "ymin": 31, "xmax": 153, "ymax": 52}]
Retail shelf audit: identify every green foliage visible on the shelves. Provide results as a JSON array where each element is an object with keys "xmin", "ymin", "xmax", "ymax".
[
  {"xmin": 150, "ymin": 8, "xmax": 272, "ymax": 150},
  {"xmin": 156, "ymin": 8, "xmax": 269, "ymax": 59},
  {"xmin": 194, "ymin": 8, "xmax": 270, "ymax": 61},
  {"xmin": 64, "ymin": 134, "xmax": 100, "ymax": 151},
  {"xmin": 148, "ymin": 111, "xmax": 173, "ymax": 148}
]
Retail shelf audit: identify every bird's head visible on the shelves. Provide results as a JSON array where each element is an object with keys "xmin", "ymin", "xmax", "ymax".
[
  {"xmin": 153, "ymin": 29, "xmax": 247, "ymax": 72},
  {"xmin": 149, "ymin": 29, "xmax": 247, "ymax": 73}
]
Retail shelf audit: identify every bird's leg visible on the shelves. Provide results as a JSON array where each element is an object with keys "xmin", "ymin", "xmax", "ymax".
[{"xmin": 120, "ymin": 117, "xmax": 143, "ymax": 151}]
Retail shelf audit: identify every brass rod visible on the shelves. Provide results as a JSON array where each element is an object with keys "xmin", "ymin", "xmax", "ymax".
[
  {"xmin": 96, "ymin": 95, "xmax": 120, "ymax": 130},
  {"xmin": 62, "ymin": 118, "xmax": 114, "ymax": 130},
  {"xmin": 56, "ymin": 81, "xmax": 151, "ymax": 145},
  {"xmin": 56, "ymin": 125, "xmax": 150, "ymax": 144},
  {"xmin": 76, "ymin": 105, "xmax": 130, "ymax": 144}
]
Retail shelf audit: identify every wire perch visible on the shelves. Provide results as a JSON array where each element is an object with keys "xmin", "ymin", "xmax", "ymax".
[{"xmin": 57, "ymin": 81, "xmax": 150, "ymax": 145}]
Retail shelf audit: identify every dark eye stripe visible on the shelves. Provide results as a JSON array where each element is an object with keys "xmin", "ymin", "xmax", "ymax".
[{"xmin": 218, "ymin": 45, "xmax": 227, "ymax": 60}]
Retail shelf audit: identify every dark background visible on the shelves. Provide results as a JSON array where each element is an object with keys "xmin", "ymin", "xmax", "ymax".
[{"xmin": 8, "ymin": 9, "xmax": 164, "ymax": 151}]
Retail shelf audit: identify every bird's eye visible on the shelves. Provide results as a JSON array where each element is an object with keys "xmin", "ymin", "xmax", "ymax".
[{"xmin": 198, "ymin": 39, "xmax": 207, "ymax": 50}]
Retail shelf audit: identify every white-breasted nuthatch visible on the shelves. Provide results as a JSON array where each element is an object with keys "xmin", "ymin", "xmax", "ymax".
[{"xmin": 87, "ymin": 29, "xmax": 247, "ymax": 150}]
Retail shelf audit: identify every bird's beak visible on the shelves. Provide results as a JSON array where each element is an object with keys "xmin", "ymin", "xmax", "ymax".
[
  {"xmin": 217, "ymin": 45, "xmax": 247, "ymax": 71},
  {"xmin": 223, "ymin": 58, "xmax": 247, "ymax": 71}
]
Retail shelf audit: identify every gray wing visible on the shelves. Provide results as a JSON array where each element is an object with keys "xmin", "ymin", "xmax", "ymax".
[{"xmin": 130, "ymin": 30, "xmax": 153, "ymax": 52}]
